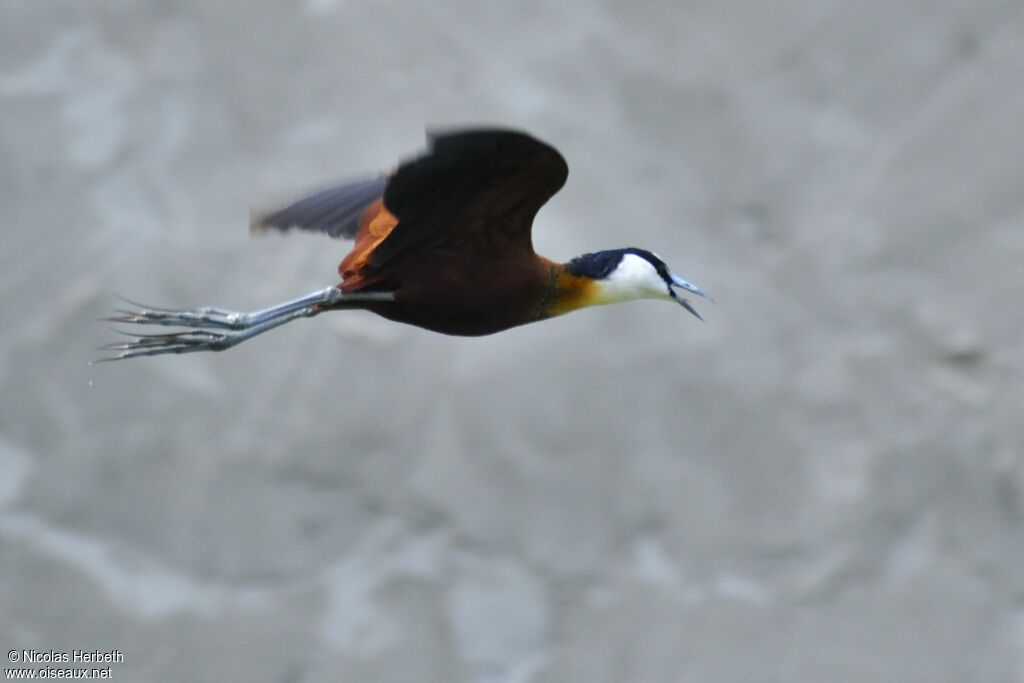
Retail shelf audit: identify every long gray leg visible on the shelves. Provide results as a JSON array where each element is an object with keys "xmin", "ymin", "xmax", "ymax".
[{"xmin": 97, "ymin": 287, "xmax": 394, "ymax": 361}]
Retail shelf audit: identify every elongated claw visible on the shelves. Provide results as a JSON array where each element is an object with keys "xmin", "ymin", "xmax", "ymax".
[
  {"xmin": 101, "ymin": 298, "xmax": 248, "ymax": 330},
  {"xmin": 94, "ymin": 328, "xmax": 239, "ymax": 362},
  {"xmin": 114, "ymin": 295, "xmax": 238, "ymax": 318},
  {"xmin": 95, "ymin": 299, "xmax": 257, "ymax": 361}
]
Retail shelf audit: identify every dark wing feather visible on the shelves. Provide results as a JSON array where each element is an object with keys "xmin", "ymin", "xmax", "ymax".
[
  {"xmin": 371, "ymin": 128, "xmax": 568, "ymax": 265},
  {"xmin": 251, "ymin": 176, "xmax": 387, "ymax": 239}
]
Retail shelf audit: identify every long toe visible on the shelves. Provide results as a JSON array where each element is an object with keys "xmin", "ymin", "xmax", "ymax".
[
  {"xmin": 95, "ymin": 328, "xmax": 237, "ymax": 361},
  {"xmin": 102, "ymin": 301, "xmax": 247, "ymax": 330}
]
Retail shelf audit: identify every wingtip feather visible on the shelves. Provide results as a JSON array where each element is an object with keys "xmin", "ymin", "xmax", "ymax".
[{"xmin": 249, "ymin": 210, "xmax": 274, "ymax": 236}]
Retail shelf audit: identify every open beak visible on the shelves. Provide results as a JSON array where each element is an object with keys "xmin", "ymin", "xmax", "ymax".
[{"xmin": 669, "ymin": 274, "xmax": 713, "ymax": 321}]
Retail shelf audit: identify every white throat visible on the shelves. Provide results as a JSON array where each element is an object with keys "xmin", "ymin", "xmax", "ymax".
[{"xmin": 592, "ymin": 253, "xmax": 671, "ymax": 305}]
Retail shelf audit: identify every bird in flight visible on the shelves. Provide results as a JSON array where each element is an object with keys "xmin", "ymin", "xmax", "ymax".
[{"xmin": 100, "ymin": 128, "xmax": 711, "ymax": 360}]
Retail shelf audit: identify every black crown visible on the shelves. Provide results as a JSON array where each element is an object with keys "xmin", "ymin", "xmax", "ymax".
[{"xmin": 565, "ymin": 248, "xmax": 667, "ymax": 280}]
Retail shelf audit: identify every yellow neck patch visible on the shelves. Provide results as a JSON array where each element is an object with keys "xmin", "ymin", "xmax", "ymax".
[{"xmin": 538, "ymin": 264, "xmax": 602, "ymax": 318}]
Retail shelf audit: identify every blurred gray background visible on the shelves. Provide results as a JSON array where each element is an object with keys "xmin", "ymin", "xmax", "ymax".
[{"xmin": 2, "ymin": 1, "xmax": 1023, "ymax": 681}]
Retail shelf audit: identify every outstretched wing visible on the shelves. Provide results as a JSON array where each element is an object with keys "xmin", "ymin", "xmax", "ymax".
[
  {"xmin": 251, "ymin": 176, "xmax": 387, "ymax": 239},
  {"xmin": 371, "ymin": 128, "xmax": 568, "ymax": 264},
  {"xmin": 250, "ymin": 129, "xmax": 568, "ymax": 271}
]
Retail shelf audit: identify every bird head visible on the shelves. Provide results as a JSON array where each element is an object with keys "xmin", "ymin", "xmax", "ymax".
[{"xmin": 563, "ymin": 248, "xmax": 712, "ymax": 320}]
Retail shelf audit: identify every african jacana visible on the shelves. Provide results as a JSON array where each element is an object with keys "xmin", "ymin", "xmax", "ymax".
[{"xmin": 101, "ymin": 129, "xmax": 711, "ymax": 360}]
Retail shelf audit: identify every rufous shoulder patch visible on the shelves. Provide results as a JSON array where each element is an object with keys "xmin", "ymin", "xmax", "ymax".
[{"xmin": 339, "ymin": 199, "xmax": 399, "ymax": 291}]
